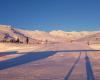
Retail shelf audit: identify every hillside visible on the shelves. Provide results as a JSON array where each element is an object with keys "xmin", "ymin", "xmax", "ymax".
[
  {"xmin": 0, "ymin": 25, "xmax": 41, "ymax": 44},
  {"xmin": 0, "ymin": 25, "xmax": 100, "ymax": 44}
]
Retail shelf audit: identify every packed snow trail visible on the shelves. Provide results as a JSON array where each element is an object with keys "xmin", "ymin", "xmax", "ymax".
[
  {"xmin": 0, "ymin": 49, "xmax": 100, "ymax": 80},
  {"xmin": 64, "ymin": 52, "xmax": 81, "ymax": 80}
]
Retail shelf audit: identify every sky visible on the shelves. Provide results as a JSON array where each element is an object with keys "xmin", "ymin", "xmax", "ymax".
[{"xmin": 0, "ymin": 0, "xmax": 100, "ymax": 31}]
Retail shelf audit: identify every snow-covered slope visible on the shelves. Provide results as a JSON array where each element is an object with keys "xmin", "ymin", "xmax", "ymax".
[
  {"xmin": 17, "ymin": 29, "xmax": 99, "ymax": 42},
  {"xmin": 0, "ymin": 25, "xmax": 41, "ymax": 43},
  {"xmin": 0, "ymin": 25, "xmax": 100, "ymax": 43},
  {"xmin": 76, "ymin": 31, "xmax": 100, "ymax": 44},
  {"xmin": 49, "ymin": 30, "xmax": 91, "ymax": 41}
]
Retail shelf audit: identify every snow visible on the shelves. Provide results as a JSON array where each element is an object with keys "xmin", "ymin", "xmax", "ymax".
[
  {"xmin": 0, "ymin": 42, "xmax": 99, "ymax": 80},
  {"xmin": 0, "ymin": 25, "xmax": 100, "ymax": 80},
  {"xmin": 89, "ymin": 44, "xmax": 100, "ymax": 50},
  {"xmin": 0, "ymin": 25, "xmax": 100, "ymax": 43}
]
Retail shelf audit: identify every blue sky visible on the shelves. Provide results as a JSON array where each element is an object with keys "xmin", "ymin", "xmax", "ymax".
[{"xmin": 0, "ymin": 0, "xmax": 100, "ymax": 31}]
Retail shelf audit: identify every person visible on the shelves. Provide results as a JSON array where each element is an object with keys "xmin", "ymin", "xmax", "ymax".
[
  {"xmin": 26, "ymin": 37, "xmax": 29, "ymax": 44},
  {"xmin": 16, "ymin": 38, "xmax": 20, "ymax": 43},
  {"xmin": 87, "ymin": 41, "xmax": 90, "ymax": 45}
]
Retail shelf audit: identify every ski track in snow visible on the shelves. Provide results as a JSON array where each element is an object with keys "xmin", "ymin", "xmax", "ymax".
[{"xmin": 0, "ymin": 48, "xmax": 100, "ymax": 80}]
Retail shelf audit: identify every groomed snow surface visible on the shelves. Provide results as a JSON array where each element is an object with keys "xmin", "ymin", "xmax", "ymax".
[{"xmin": 0, "ymin": 42, "xmax": 100, "ymax": 80}]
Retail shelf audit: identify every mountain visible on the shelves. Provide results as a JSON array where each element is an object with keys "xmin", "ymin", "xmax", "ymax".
[
  {"xmin": 76, "ymin": 31, "xmax": 100, "ymax": 44},
  {"xmin": 0, "ymin": 25, "xmax": 100, "ymax": 44},
  {"xmin": 0, "ymin": 25, "xmax": 41, "ymax": 44}
]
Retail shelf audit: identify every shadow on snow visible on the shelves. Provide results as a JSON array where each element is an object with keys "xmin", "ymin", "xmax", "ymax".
[
  {"xmin": 0, "ymin": 49, "xmax": 100, "ymax": 71},
  {"xmin": 85, "ymin": 52, "xmax": 95, "ymax": 80},
  {"xmin": 0, "ymin": 51, "xmax": 17, "ymax": 57},
  {"xmin": 0, "ymin": 51, "xmax": 57, "ymax": 70}
]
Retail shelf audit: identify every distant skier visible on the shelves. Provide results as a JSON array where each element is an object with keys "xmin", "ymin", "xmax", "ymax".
[
  {"xmin": 16, "ymin": 38, "xmax": 20, "ymax": 43},
  {"xmin": 26, "ymin": 37, "xmax": 29, "ymax": 44},
  {"xmin": 87, "ymin": 41, "xmax": 90, "ymax": 45}
]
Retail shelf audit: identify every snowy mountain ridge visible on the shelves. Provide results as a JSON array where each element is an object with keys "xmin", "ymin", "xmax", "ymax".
[{"xmin": 0, "ymin": 25, "xmax": 100, "ymax": 43}]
